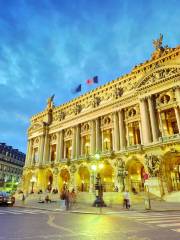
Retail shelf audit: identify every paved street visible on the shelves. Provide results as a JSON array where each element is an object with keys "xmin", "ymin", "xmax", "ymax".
[{"xmin": 0, "ymin": 207, "xmax": 180, "ymax": 240}]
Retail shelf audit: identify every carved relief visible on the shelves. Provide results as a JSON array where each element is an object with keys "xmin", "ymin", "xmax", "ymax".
[
  {"xmin": 59, "ymin": 111, "xmax": 66, "ymax": 121},
  {"xmin": 156, "ymin": 90, "xmax": 176, "ymax": 107},
  {"xmin": 64, "ymin": 128, "xmax": 72, "ymax": 138},
  {"xmin": 91, "ymin": 96, "xmax": 101, "ymax": 108},
  {"xmin": 137, "ymin": 67, "xmax": 180, "ymax": 89},
  {"xmin": 81, "ymin": 122, "xmax": 90, "ymax": 133},
  {"xmin": 73, "ymin": 104, "xmax": 82, "ymax": 115},
  {"xmin": 145, "ymin": 154, "xmax": 160, "ymax": 177},
  {"xmin": 113, "ymin": 87, "xmax": 124, "ymax": 99}
]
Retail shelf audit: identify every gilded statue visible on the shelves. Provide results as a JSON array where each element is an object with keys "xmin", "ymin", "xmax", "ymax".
[
  {"xmin": 46, "ymin": 94, "xmax": 55, "ymax": 110},
  {"xmin": 153, "ymin": 33, "xmax": 163, "ymax": 50}
]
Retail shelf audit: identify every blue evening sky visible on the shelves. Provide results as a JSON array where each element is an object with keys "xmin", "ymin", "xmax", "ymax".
[{"xmin": 0, "ymin": 0, "xmax": 179, "ymax": 153}]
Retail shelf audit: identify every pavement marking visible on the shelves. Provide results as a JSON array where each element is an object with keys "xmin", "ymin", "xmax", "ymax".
[
  {"xmin": 172, "ymin": 228, "xmax": 180, "ymax": 233},
  {"xmin": 146, "ymin": 219, "xmax": 180, "ymax": 224},
  {"xmin": 157, "ymin": 223, "xmax": 180, "ymax": 227},
  {"xmin": 0, "ymin": 210, "xmax": 22, "ymax": 215},
  {"xmin": 47, "ymin": 215, "xmax": 78, "ymax": 235}
]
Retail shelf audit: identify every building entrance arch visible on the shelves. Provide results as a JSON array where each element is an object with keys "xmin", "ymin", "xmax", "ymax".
[
  {"xmin": 99, "ymin": 161, "xmax": 114, "ymax": 192},
  {"xmin": 58, "ymin": 168, "xmax": 70, "ymax": 190},
  {"xmin": 77, "ymin": 165, "xmax": 90, "ymax": 192},
  {"xmin": 45, "ymin": 170, "xmax": 53, "ymax": 192},
  {"xmin": 126, "ymin": 159, "xmax": 145, "ymax": 193},
  {"xmin": 161, "ymin": 154, "xmax": 180, "ymax": 192}
]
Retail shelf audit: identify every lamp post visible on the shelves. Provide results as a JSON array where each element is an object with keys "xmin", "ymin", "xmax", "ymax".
[
  {"xmin": 91, "ymin": 154, "xmax": 106, "ymax": 207},
  {"xmin": 30, "ymin": 176, "xmax": 37, "ymax": 194}
]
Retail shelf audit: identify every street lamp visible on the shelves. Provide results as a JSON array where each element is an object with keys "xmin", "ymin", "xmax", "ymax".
[
  {"xmin": 30, "ymin": 176, "xmax": 37, "ymax": 194},
  {"xmin": 92, "ymin": 154, "xmax": 106, "ymax": 207}
]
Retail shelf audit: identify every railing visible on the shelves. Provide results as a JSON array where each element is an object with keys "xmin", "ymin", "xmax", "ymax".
[{"xmin": 160, "ymin": 133, "xmax": 180, "ymax": 143}]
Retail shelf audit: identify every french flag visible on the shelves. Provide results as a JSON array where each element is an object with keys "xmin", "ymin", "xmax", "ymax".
[
  {"xmin": 86, "ymin": 76, "xmax": 98, "ymax": 85},
  {"xmin": 72, "ymin": 84, "xmax": 81, "ymax": 93}
]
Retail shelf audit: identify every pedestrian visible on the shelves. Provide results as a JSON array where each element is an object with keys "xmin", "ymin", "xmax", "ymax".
[
  {"xmin": 64, "ymin": 189, "xmax": 70, "ymax": 211},
  {"xmin": 22, "ymin": 193, "xmax": 25, "ymax": 204},
  {"xmin": 69, "ymin": 188, "xmax": 76, "ymax": 209},
  {"xmin": 123, "ymin": 190, "xmax": 130, "ymax": 209},
  {"xmin": 60, "ymin": 186, "xmax": 66, "ymax": 210}
]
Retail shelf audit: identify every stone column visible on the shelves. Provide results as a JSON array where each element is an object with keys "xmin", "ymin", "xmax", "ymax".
[
  {"xmin": 113, "ymin": 112, "xmax": 120, "ymax": 152},
  {"xmin": 90, "ymin": 120, "xmax": 96, "ymax": 155},
  {"xmin": 72, "ymin": 127, "xmax": 76, "ymax": 159},
  {"xmin": 118, "ymin": 109, "xmax": 126, "ymax": 150},
  {"xmin": 158, "ymin": 110, "xmax": 165, "ymax": 137},
  {"xmin": 175, "ymin": 86, "xmax": 180, "ymax": 107},
  {"xmin": 43, "ymin": 130, "xmax": 50, "ymax": 165},
  {"xmin": 96, "ymin": 117, "xmax": 102, "ymax": 153},
  {"xmin": 59, "ymin": 130, "xmax": 64, "ymax": 160},
  {"xmin": 55, "ymin": 131, "xmax": 61, "ymax": 163},
  {"xmin": 139, "ymin": 98, "xmax": 152, "ymax": 144},
  {"xmin": 174, "ymin": 107, "xmax": 180, "ymax": 133},
  {"xmin": 81, "ymin": 136, "xmax": 85, "ymax": 156},
  {"xmin": 38, "ymin": 135, "xmax": 45, "ymax": 166},
  {"xmin": 76, "ymin": 124, "xmax": 81, "ymax": 158},
  {"xmin": 147, "ymin": 95, "xmax": 159, "ymax": 142},
  {"xmin": 126, "ymin": 124, "xmax": 129, "ymax": 147},
  {"xmin": 25, "ymin": 140, "xmax": 30, "ymax": 167},
  {"xmin": 139, "ymin": 121, "xmax": 143, "ymax": 144},
  {"xmin": 27, "ymin": 139, "xmax": 33, "ymax": 166}
]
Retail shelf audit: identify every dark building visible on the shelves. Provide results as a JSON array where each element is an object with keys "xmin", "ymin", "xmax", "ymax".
[{"xmin": 0, "ymin": 143, "xmax": 26, "ymax": 190}]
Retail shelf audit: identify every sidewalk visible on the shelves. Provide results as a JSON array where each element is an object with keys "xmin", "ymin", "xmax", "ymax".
[{"xmin": 14, "ymin": 199, "xmax": 180, "ymax": 214}]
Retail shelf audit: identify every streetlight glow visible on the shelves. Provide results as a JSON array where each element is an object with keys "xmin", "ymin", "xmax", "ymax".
[
  {"xmin": 95, "ymin": 153, "xmax": 100, "ymax": 160},
  {"xmin": 91, "ymin": 165, "xmax": 97, "ymax": 171},
  {"xmin": 99, "ymin": 163, "xmax": 104, "ymax": 169}
]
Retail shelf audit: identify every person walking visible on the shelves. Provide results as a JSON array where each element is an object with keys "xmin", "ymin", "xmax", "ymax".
[
  {"xmin": 69, "ymin": 188, "xmax": 76, "ymax": 209},
  {"xmin": 123, "ymin": 190, "xmax": 130, "ymax": 209},
  {"xmin": 64, "ymin": 189, "xmax": 70, "ymax": 211}
]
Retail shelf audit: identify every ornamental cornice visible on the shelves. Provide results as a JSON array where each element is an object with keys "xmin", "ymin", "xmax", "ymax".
[{"xmin": 136, "ymin": 65, "xmax": 180, "ymax": 90}]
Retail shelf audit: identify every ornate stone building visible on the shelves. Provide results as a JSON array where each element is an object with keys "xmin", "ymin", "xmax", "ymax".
[
  {"xmin": 22, "ymin": 35, "xmax": 180, "ymax": 200},
  {"xmin": 0, "ymin": 143, "xmax": 25, "ymax": 190}
]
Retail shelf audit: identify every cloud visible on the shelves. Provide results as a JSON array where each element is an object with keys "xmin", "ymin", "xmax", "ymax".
[{"xmin": 0, "ymin": 0, "xmax": 180, "ymax": 152}]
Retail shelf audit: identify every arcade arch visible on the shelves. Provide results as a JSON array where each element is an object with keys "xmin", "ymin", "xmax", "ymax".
[
  {"xmin": 58, "ymin": 168, "xmax": 70, "ymax": 190},
  {"xmin": 76, "ymin": 165, "xmax": 90, "ymax": 192},
  {"xmin": 126, "ymin": 158, "xmax": 145, "ymax": 192}
]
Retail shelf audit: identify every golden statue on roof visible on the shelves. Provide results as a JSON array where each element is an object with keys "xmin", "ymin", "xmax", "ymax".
[{"xmin": 153, "ymin": 33, "xmax": 163, "ymax": 50}]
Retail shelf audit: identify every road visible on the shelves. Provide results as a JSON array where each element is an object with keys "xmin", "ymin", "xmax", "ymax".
[{"xmin": 0, "ymin": 207, "xmax": 179, "ymax": 240}]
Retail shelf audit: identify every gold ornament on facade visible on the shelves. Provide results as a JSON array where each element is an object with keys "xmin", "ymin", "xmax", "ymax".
[{"xmin": 145, "ymin": 154, "xmax": 161, "ymax": 177}]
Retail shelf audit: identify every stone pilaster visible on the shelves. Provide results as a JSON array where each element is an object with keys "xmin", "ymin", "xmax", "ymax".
[
  {"xmin": 113, "ymin": 112, "xmax": 120, "ymax": 152},
  {"xmin": 174, "ymin": 106, "xmax": 180, "ymax": 133},
  {"xmin": 72, "ymin": 127, "xmax": 76, "ymax": 159},
  {"xmin": 55, "ymin": 131, "xmax": 61, "ymax": 163},
  {"xmin": 139, "ymin": 98, "xmax": 152, "ymax": 144},
  {"xmin": 76, "ymin": 124, "xmax": 81, "ymax": 158},
  {"xmin": 158, "ymin": 110, "xmax": 165, "ymax": 137},
  {"xmin": 38, "ymin": 135, "xmax": 45, "ymax": 166},
  {"xmin": 81, "ymin": 136, "xmax": 85, "ymax": 156},
  {"xmin": 90, "ymin": 120, "xmax": 96, "ymax": 155},
  {"xmin": 139, "ymin": 121, "xmax": 143, "ymax": 144},
  {"xmin": 118, "ymin": 109, "xmax": 126, "ymax": 150},
  {"xmin": 147, "ymin": 95, "xmax": 159, "ymax": 142},
  {"xmin": 28, "ymin": 139, "xmax": 33, "ymax": 166},
  {"xmin": 175, "ymin": 86, "xmax": 180, "ymax": 107},
  {"xmin": 59, "ymin": 130, "xmax": 64, "ymax": 160},
  {"xmin": 96, "ymin": 117, "xmax": 102, "ymax": 153},
  {"xmin": 25, "ymin": 140, "xmax": 30, "ymax": 167},
  {"xmin": 43, "ymin": 130, "xmax": 50, "ymax": 165}
]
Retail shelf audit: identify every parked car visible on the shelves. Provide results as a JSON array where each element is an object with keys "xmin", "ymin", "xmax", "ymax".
[{"xmin": 0, "ymin": 192, "xmax": 15, "ymax": 206}]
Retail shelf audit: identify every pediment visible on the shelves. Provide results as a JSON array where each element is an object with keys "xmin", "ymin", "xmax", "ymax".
[
  {"xmin": 29, "ymin": 122, "xmax": 42, "ymax": 131},
  {"xmin": 136, "ymin": 65, "xmax": 180, "ymax": 90}
]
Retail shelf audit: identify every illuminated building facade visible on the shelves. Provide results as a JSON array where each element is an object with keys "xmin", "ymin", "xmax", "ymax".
[{"xmin": 22, "ymin": 36, "xmax": 180, "ymax": 200}]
